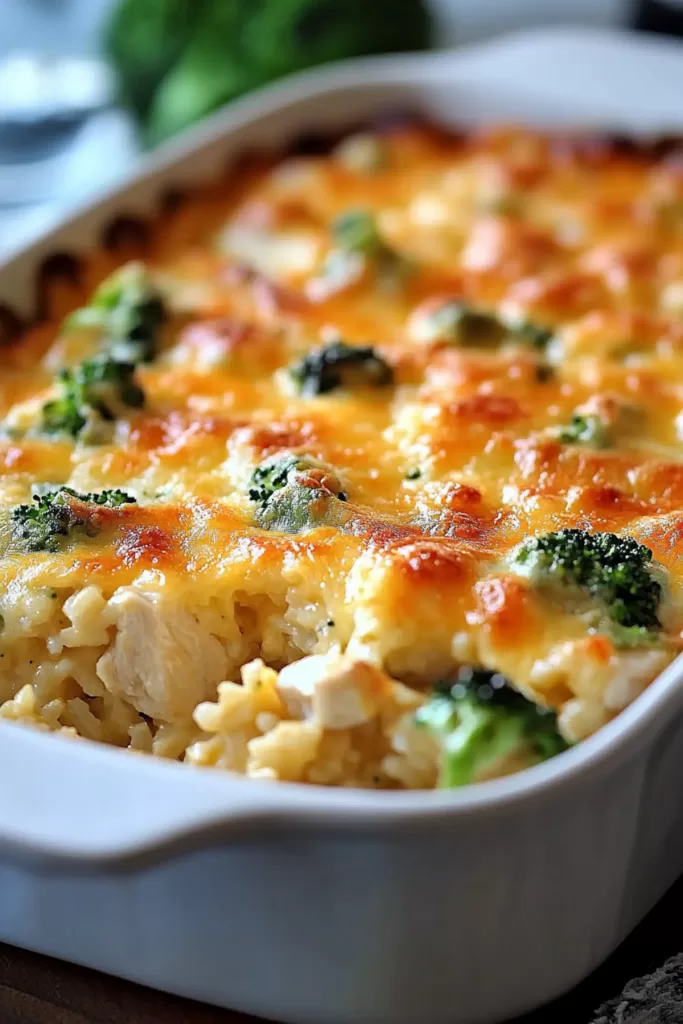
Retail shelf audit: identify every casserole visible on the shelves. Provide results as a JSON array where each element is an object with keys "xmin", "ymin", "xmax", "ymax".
[{"xmin": 2, "ymin": 26, "xmax": 683, "ymax": 1024}]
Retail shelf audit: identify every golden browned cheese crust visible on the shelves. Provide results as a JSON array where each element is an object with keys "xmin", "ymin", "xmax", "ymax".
[{"xmin": 1, "ymin": 124, "xmax": 683, "ymax": 786}]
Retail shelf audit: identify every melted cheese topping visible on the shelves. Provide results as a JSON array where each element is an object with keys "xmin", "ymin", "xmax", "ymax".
[{"xmin": 2, "ymin": 124, "xmax": 683, "ymax": 786}]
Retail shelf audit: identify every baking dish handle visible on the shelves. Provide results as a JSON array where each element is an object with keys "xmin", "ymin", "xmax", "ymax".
[{"xmin": 0, "ymin": 724, "xmax": 285, "ymax": 866}]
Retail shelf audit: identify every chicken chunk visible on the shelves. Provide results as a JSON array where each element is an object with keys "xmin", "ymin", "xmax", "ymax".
[
  {"xmin": 276, "ymin": 649, "xmax": 392, "ymax": 730},
  {"xmin": 97, "ymin": 589, "xmax": 228, "ymax": 723}
]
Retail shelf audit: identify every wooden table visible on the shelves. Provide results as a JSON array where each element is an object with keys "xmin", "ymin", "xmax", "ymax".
[{"xmin": 1, "ymin": 874, "xmax": 681, "ymax": 1024}]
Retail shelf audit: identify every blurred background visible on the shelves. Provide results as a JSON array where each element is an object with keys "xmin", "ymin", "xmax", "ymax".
[{"xmin": 0, "ymin": 0, "xmax": 676, "ymax": 256}]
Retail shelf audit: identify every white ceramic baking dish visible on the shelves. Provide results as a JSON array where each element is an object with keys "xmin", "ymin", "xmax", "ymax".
[{"xmin": 2, "ymin": 27, "xmax": 683, "ymax": 1024}]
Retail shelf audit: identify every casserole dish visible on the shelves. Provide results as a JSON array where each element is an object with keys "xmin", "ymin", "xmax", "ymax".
[{"xmin": 2, "ymin": 26, "xmax": 683, "ymax": 1024}]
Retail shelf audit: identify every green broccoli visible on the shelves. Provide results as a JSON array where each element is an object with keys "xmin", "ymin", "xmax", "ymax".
[
  {"xmin": 249, "ymin": 453, "xmax": 347, "ymax": 532},
  {"xmin": 255, "ymin": 481, "xmax": 345, "ymax": 533},
  {"xmin": 104, "ymin": 0, "xmax": 205, "ymax": 123},
  {"xmin": 556, "ymin": 413, "xmax": 611, "ymax": 448},
  {"xmin": 555, "ymin": 399, "xmax": 641, "ymax": 449},
  {"xmin": 509, "ymin": 320, "xmax": 553, "ymax": 349},
  {"xmin": 416, "ymin": 668, "xmax": 568, "ymax": 788},
  {"xmin": 332, "ymin": 210, "xmax": 384, "ymax": 257},
  {"xmin": 535, "ymin": 364, "xmax": 555, "ymax": 383},
  {"xmin": 509, "ymin": 528, "xmax": 664, "ymax": 637},
  {"xmin": 105, "ymin": 0, "xmax": 433, "ymax": 146},
  {"xmin": 248, "ymin": 453, "xmax": 346, "ymax": 504},
  {"xmin": 289, "ymin": 340, "xmax": 393, "ymax": 397},
  {"xmin": 41, "ymin": 356, "xmax": 146, "ymax": 441},
  {"xmin": 330, "ymin": 209, "xmax": 411, "ymax": 288},
  {"xmin": 11, "ymin": 487, "xmax": 136, "ymax": 554},
  {"xmin": 412, "ymin": 300, "xmax": 507, "ymax": 347},
  {"xmin": 67, "ymin": 263, "xmax": 166, "ymax": 365},
  {"xmin": 411, "ymin": 298, "xmax": 553, "ymax": 350}
]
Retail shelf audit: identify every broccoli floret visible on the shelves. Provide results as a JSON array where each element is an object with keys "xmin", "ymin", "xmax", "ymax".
[
  {"xmin": 416, "ymin": 667, "xmax": 568, "ymax": 787},
  {"xmin": 254, "ymin": 482, "xmax": 344, "ymax": 533},
  {"xmin": 67, "ymin": 263, "xmax": 166, "ymax": 364},
  {"xmin": 106, "ymin": 0, "xmax": 432, "ymax": 146},
  {"xmin": 289, "ymin": 340, "xmax": 393, "ymax": 397},
  {"xmin": 609, "ymin": 623, "xmax": 664, "ymax": 648},
  {"xmin": 309, "ymin": 209, "xmax": 410, "ymax": 296},
  {"xmin": 412, "ymin": 300, "xmax": 507, "ymax": 347},
  {"xmin": 446, "ymin": 306, "xmax": 506, "ymax": 345},
  {"xmin": 556, "ymin": 413, "xmax": 611, "ymax": 448},
  {"xmin": 249, "ymin": 455, "xmax": 302, "ymax": 504},
  {"xmin": 509, "ymin": 320, "xmax": 553, "ymax": 349},
  {"xmin": 555, "ymin": 398, "xmax": 641, "ymax": 449},
  {"xmin": 509, "ymin": 528, "xmax": 663, "ymax": 633},
  {"xmin": 11, "ymin": 487, "xmax": 136, "ymax": 553},
  {"xmin": 331, "ymin": 208, "xmax": 411, "ymax": 288},
  {"xmin": 332, "ymin": 210, "xmax": 383, "ymax": 256},
  {"xmin": 71, "ymin": 487, "xmax": 135, "ymax": 508},
  {"xmin": 41, "ymin": 356, "xmax": 146, "ymax": 441},
  {"xmin": 248, "ymin": 453, "xmax": 346, "ymax": 504},
  {"xmin": 535, "ymin": 364, "xmax": 554, "ymax": 383},
  {"xmin": 410, "ymin": 298, "xmax": 553, "ymax": 350},
  {"xmin": 249, "ymin": 453, "xmax": 347, "ymax": 532}
]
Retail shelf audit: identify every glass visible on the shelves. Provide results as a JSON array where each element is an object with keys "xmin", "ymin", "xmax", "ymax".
[{"xmin": 0, "ymin": 0, "xmax": 139, "ymax": 257}]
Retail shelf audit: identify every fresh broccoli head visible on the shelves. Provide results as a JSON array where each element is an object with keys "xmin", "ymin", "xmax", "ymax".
[
  {"xmin": 106, "ymin": 0, "xmax": 432, "ymax": 146},
  {"xmin": 509, "ymin": 528, "xmax": 664, "ymax": 635},
  {"xmin": 67, "ymin": 262, "xmax": 166, "ymax": 365},
  {"xmin": 248, "ymin": 453, "xmax": 346, "ymax": 504},
  {"xmin": 289, "ymin": 340, "xmax": 393, "ymax": 397},
  {"xmin": 11, "ymin": 487, "xmax": 136, "ymax": 553},
  {"xmin": 416, "ymin": 667, "xmax": 568, "ymax": 787},
  {"xmin": 555, "ymin": 413, "xmax": 611, "ymax": 448},
  {"xmin": 104, "ymin": 0, "xmax": 205, "ymax": 122},
  {"xmin": 41, "ymin": 356, "xmax": 146, "ymax": 441}
]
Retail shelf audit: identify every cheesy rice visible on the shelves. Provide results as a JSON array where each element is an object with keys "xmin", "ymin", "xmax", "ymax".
[{"xmin": 1, "ymin": 123, "xmax": 682, "ymax": 788}]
